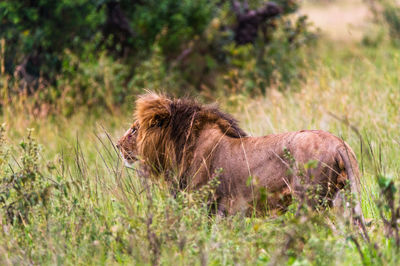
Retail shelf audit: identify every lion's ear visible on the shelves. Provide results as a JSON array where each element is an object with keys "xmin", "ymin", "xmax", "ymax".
[{"xmin": 135, "ymin": 93, "xmax": 171, "ymax": 129}]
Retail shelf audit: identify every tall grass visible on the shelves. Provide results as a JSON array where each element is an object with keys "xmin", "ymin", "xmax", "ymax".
[{"xmin": 0, "ymin": 39, "xmax": 400, "ymax": 265}]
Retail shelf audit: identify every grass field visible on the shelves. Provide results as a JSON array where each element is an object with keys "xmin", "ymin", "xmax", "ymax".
[{"xmin": 1, "ymin": 4, "xmax": 400, "ymax": 265}]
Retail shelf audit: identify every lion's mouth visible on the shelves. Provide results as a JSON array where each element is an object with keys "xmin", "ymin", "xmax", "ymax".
[
  {"xmin": 119, "ymin": 151, "xmax": 137, "ymax": 168},
  {"xmin": 123, "ymin": 159, "xmax": 134, "ymax": 168}
]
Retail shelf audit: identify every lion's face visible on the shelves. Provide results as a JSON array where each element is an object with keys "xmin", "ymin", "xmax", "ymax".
[{"xmin": 117, "ymin": 121, "xmax": 139, "ymax": 167}]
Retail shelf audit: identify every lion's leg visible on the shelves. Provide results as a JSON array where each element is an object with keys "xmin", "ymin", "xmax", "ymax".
[
  {"xmin": 310, "ymin": 163, "xmax": 347, "ymax": 209},
  {"xmin": 217, "ymin": 195, "xmax": 251, "ymax": 216},
  {"xmin": 216, "ymin": 208, "xmax": 226, "ymax": 217},
  {"xmin": 331, "ymin": 168, "xmax": 355, "ymax": 221},
  {"xmin": 332, "ymin": 189, "xmax": 349, "ymax": 214},
  {"xmin": 290, "ymin": 164, "xmax": 341, "ymax": 210},
  {"xmin": 215, "ymin": 197, "xmax": 228, "ymax": 217}
]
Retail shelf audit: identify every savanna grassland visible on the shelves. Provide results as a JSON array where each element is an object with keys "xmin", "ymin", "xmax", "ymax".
[{"xmin": 1, "ymin": 1, "xmax": 400, "ymax": 265}]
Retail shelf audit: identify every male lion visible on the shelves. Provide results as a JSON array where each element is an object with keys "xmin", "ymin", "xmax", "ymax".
[{"xmin": 117, "ymin": 93, "xmax": 363, "ymax": 218}]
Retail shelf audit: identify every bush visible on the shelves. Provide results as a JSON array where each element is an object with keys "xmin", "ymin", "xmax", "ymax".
[
  {"xmin": 0, "ymin": 0, "xmax": 316, "ymax": 114},
  {"xmin": 366, "ymin": 0, "xmax": 400, "ymax": 45},
  {"xmin": 0, "ymin": 126, "xmax": 64, "ymax": 225},
  {"xmin": 0, "ymin": 0, "xmax": 104, "ymax": 81},
  {"xmin": 220, "ymin": 15, "xmax": 316, "ymax": 94}
]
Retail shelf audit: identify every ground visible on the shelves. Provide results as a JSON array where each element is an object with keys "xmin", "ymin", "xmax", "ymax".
[{"xmin": 301, "ymin": 0, "xmax": 371, "ymax": 41}]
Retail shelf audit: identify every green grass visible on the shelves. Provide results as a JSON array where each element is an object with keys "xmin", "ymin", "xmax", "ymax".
[{"xmin": 1, "ymin": 39, "xmax": 400, "ymax": 265}]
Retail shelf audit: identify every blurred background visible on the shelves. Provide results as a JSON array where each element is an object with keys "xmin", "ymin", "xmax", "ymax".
[{"xmin": 0, "ymin": 0, "xmax": 393, "ymax": 117}]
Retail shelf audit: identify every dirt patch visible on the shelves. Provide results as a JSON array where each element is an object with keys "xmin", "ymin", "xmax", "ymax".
[{"xmin": 300, "ymin": 0, "xmax": 371, "ymax": 41}]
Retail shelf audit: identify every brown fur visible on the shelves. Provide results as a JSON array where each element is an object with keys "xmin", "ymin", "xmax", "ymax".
[{"xmin": 117, "ymin": 93, "xmax": 363, "ymax": 216}]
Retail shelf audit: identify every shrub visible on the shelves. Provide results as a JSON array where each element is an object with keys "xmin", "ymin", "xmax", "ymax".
[
  {"xmin": 0, "ymin": 0, "xmax": 104, "ymax": 83},
  {"xmin": 0, "ymin": 0, "xmax": 316, "ymax": 114},
  {"xmin": 220, "ymin": 15, "xmax": 316, "ymax": 94},
  {"xmin": 0, "ymin": 126, "xmax": 63, "ymax": 225},
  {"xmin": 366, "ymin": 0, "xmax": 400, "ymax": 45}
]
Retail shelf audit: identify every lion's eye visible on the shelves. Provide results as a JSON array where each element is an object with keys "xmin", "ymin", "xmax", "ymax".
[{"xmin": 131, "ymin": 128, "xmax": 136, "ymax": 135}]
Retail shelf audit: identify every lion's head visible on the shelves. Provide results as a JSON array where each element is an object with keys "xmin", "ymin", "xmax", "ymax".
[{"xmin": 117, "ymin": 92, "xmax": 247, "ymax": 176}]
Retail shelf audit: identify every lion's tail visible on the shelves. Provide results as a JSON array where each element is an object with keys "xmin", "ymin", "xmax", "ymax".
[{"xmin": 338, "ymin": 144, "xmax": 365, "ymax": 224}]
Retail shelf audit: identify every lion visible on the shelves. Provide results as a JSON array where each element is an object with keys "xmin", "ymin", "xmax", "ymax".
[{"xmin": 117, "ymin": 92, "xmax": 363, "ymax": 219}]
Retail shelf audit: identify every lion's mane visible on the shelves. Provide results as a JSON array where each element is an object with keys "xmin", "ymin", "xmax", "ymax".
[{"xmin": 135, "ymin": 93, "xmax": 247, "ymax": 179}]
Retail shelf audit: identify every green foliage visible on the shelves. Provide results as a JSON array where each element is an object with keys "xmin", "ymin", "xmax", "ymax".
[
  {"xmin": 129, "ymin": 44, "xmax": 184, "ymax": 95},
  {"xmin": 219, "ymin": 16, "xmax": 315, "ymax": 94},
  {"xmin": 366, "ymin": 0, "xmax": 400, "ymax": 45},
  {"xmin": 0, "ymin": 0, "xmax": 104, "ymax": 77},
  {"xmin": 0, "ymin": 0, "xmax": 315, "ymax": 114},
  {"xmin": 57, "ymin": 51, "xmax": 133, "ymax": 115},
  {"xmin": 380, "ymin": 0, "xmax": 400, "ymax": 43},
  {"xmin": 0, "ymin": 127, "xmax": 62, "ymax": 225},
  {"xmin": 129, "ymin": 0, "xmax": 215, "ymax": 56}
]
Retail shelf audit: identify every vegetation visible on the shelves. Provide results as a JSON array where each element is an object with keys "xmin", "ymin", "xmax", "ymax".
[
  {"xmin": 0, "ymin": 0, "xmax": 314, "ymax": 115},
  {"xmin": 0, "ymin": 39, "xmax": 399, "ymax": 264},
  {"xmin": 1, "ymin": 0, "xmax": 400, "ymax": 265},
  {"xmin": 366, "ymin": 0, "xmax": 400, "ymax": 44}
]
